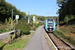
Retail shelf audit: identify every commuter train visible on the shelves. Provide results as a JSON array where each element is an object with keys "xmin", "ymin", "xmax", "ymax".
[{"xmin": 45, "ymin": 18, "xmax": 56, "ymax": 32}]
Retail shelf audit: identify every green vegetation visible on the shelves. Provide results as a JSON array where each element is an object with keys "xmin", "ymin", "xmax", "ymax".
[
  {"xmin": 0, "ymin": 29, "xmax": 6, "ymax": 33},
  {"xmin": 61, "ymin": 27, "xmax": 68, "ymax": 33},
  {"xmin": 54, "ymin": 29, "xmax": 75, "ymax": 46},
  {"xmin": 0, "ymin": 31, "xmax": 34, "ymax": 50},
  {"xmin": 54, "ymin": 30, "xmax": 65, "ymax": 38},
  {"xmin": 0, "ymin": 17, "xmax": 16, "ymax": 33},
  {"xmin": 57, "ymin": 0, "xmax": 75, "ymax": 24},
  {"xmin": 71, "ymin": 30, "xmax": 75, "ymax": 34},
  {"xmin": 56, "ymin": 0, "xmax": 75, "ymax": 46},
  {"xmin": 0, "ymin": 0, "xmax": 26, "ymax": 22},
  {"xmin": 0, "ymin": 0, "xmax": 57, "ymax": 24},
  {"xmin": 15, "ymin": 19, "xmax": 30, "ymax": 35},
  {"xmin": 0, "ymin": 0, "xmax": 57, "ymax": 27},
  {"xmin": 0, "ymin": 24, "xmax": 7, "ymax": 33},
  {"xmin": 35, "ymin": 21, "xmax": 39, "ymax": 28},
  {"xmin": 0, "ymin": 0, "xmax": 58, "ymax": 50},
  {"xmin": 3, "ymin": 39, "xmax": 28, "ymax": 50},
  {"xmin": 64, "ymin": 15, "xmax": 69, "ymax": 24}
]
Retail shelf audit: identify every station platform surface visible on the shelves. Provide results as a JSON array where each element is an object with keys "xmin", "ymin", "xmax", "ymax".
[{"xmin": 23, "ymin": 26, "xmax": 51, "ymax": 50}]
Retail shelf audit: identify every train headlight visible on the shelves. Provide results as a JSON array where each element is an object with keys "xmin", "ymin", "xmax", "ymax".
[{"xmin": 50, "ymin": 26, "xmax": 51, "ymax": 28}]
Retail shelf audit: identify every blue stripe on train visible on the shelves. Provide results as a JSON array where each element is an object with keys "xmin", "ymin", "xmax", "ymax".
[
  {"xmin": 45, "ymin": 20, "xmax": 47, "ymax": 30},
  {"xmin": 53, "ymin": 20, "xmax": 55, "ymax": 30}
]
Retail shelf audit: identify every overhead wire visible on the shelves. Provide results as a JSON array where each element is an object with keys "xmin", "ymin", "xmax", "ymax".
[
  {"xmin": 45, "ymin": 4, "xmax": 57, "ymax": 14},
  {"xmin": 50, "ymin": 4, "xmax": 57, "ymax": 12}
]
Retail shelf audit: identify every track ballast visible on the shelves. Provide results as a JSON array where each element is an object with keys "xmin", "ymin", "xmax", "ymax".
[{"xmin": 47, "ymin": 32, "xmax": 74, "ymax": 50}]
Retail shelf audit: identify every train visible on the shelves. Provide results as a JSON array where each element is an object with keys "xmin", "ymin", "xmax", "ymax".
[{"xmin": 45, "ymin": 18, "xmax": 56, "ymax": 32}]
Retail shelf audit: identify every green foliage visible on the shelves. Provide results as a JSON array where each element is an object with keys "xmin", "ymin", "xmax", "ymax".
[
  {"xmin": 15, "ymin": 19, "xmax": 30, "ymax": 34},
  {"xmin": 5, "ymin": 19, "xmax": 8, "ymax": 24},
  {"xmin": 57, "ymin": 0, "xmax": 75, "ymax": 24},
  {"xmin": 5, "ymin": 18, "xmax": 16, "ymax": 31},
  {"xmin": 8, "ymin": 30, "xmax": 21, "ymax": 44},
  {"xmin": 61, "ymin": 28, "xmax": 68, "ymax": 32},
  {"xmin": 0, "ymin": 18, "xmax": 14, "ymax": 33},
  {"xmin": 54, "ymin": 29, "xmax": 75, "ymax": 46},
  {"xmin": 71, "ymin": 30, "xmax": 75, "ymax": 34},
  {"xmin": 29, "ymin": 15, "xmax": 33, "ymax": 23},
  {"xmin": 54, "ymin": 30, "xmax": 64, "ymax": 37},
  {"xmin": 35, "ymin": 22, "xmax": 39, "ymax": 28},
  {"xmin": 64, "ymin": 15, "xmax": 69, "ymax": 24},
  {"xmin": 37, "ymin": 16, "xmax": 45, "ymax": 21},
  {"xmin": 0, "ymin": 29, "xmax": 6, "ymax": 33},
  {"xmin": 0, "ymin": 33, "xmax": 33, "ymax": 50},
  {"xmin": 0, "ymin": 24, "xmax": 7, "ymax": 33},
  {"xmin": 0, "ymin": 0, "xmax": 26, "ymax": 22}
]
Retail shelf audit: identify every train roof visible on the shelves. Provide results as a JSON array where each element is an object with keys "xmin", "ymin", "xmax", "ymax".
[{"xmin": 46, "ymin": 18, "xmax": 54, "ymax": 21}]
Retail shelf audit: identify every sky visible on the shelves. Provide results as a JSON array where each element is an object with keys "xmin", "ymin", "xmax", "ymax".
[{"xmin": 5, "ymin": 0, "xmax": 59, "ymax": 17}]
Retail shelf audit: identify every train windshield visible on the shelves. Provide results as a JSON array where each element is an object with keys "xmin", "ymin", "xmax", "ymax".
[
  {"xmin": 47, "ymin": 21, "xmax": 53, "ymax": 25},
  {"xmin": 47, "ymin": 19, "xmax": 53, "ymax": 25}
]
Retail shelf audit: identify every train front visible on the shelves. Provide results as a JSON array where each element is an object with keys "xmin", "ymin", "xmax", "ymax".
[{"xmin": 45, "ymin": 19, "xmax": 55, "ymax": 32}]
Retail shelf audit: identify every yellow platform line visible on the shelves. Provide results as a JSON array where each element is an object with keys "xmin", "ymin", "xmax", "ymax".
[{"xmin": 43, "ymin": 28, "xmax": 55, "ymax": 50}]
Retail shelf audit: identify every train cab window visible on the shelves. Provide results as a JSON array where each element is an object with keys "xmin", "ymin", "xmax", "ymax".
[
  {"xmin": 47, "ymin": 21, "xmax": 53, "ymax": 25},
  {"xmin": 47, "ymin": 19, "xmax": 54, "ymax": 25}
]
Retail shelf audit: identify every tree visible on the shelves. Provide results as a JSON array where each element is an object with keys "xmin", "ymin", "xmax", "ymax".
[
  {"xmin": 64, "ymin": 15, "xmax": 69, "ymax": 24},
  {"xmin": 0, "ymin": 0, "xmax": 26, "ymax": 22},
  {"xmin": 57, "ymin": 0, "xmax": 75, "ymax": 24},
  {"xmin": 0, "ymin": 0, "xmax": 6, "ymax": 22}
]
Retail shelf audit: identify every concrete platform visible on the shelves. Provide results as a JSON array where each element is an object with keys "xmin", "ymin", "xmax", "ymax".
[{"xmin": 23, "ymin": 26, "xmax": 51, "ymax": 50}]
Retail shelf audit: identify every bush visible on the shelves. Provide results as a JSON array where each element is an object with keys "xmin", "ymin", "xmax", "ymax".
[
  {"xmin": 0, "ymin": 29, "xmax": 6, "ymax": 33},
  {"xmin": 54, "ymin": 30, "xmax": 69, "ymax": 37},
  {"xmin": 54, "ymin": 30, "xmax": 64, "ymax": 37},
  {"xmin": 35, "ymin": 21, "xmax": 39, "ymax": 28},
  {"xmin": 71, "ymin": 30, "xmax": 75, "ymax": 33},
  {"xmin": 64, "ymin": 15, "xmax": 69, "ymax": 24},
  {"xmin": 15, "ymin": 19, "xmax": 30, "ymax": 34}
]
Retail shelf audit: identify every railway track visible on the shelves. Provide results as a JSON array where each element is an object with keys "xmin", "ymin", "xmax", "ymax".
[{"xmin": 47, "ymin": 33, "xmax": 74, "ymax": 50}]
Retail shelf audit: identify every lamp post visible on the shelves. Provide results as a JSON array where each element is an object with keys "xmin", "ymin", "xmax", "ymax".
[
  {"xmin": 26, "ymin": 12, "xmax": 30, "ymax": 24},
  {"xmin": 12, "ymin": 9, "xmax": 14, "ymax": 20},
  {"xmin": 33, "ymin": 16, "xmax": 35, "ymax": 28},
  {"xmin": 25, "ymin": 10, "xmax": 36, "ymax": 24},
  {"xmin": 11, "ymin": 9, "xmax": 14, "ymax": 25},
  {"xmin": 56, "ymin": 8, "xmax": 59, "ymax": 30}
]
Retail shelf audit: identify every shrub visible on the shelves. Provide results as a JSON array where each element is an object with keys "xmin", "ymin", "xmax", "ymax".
[
  {"xmin": 54, "ymin": 30, "xmax": 70, "ymax": 39},
  {"xmin": 64, "ymin": 15, "xmax": 69, "ymax": 24},
  {"xmin": 15, "ymin": 19, "xmax": 30, "ymax": 34},
  {"xmin": 71, "ymin": 30, "xmax": 75, "ymax": 33},
  {"xmin": 0, "ymin": 29, "xmax": 6, "ymax": 33},
  {"xmin": 54, "ymin": 30, "xmax": 64, "ymax": 36},
  {"xmin": 35, "ymin": 21, "xmax": 39, "ymax": 28}
]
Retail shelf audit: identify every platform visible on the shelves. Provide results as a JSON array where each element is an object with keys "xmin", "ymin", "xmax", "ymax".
[{"xmin": 23, "ymin": 26, "xmax": 51, "ymax": 50}]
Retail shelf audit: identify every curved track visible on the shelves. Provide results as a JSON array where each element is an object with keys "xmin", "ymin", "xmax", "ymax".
[{"xmin": 47, "ymin": 32, "xmax": 75, "ymax": 50}]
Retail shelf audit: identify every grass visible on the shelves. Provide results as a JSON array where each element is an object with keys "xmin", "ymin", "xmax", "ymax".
[
  {"xmin": 54, "ymin": 28, "xmax": 75, "ymax": 47},
  {"xmin": 54, "ymin": 30, "xmax": 65, "ymax": 38},
  {"xmin": 0, "ymin": 24, "xmax": 7, "ymax": 33},
  {"xmin": 0, "ymin": 31, "xmax": 34, "ymax": 50},
  {"xmin": 71, "ymin": 30, "xmax": 75, "ymax": 33},
  {"xmin": 0, "ymin": 29, "xmax": 6, "ymax": 33},
  {"xmin": 61, "ymin": 28, "xmax": 68, "ymax": 33},
  {"xmin": 0, "ymin": 24, "xmax": 13, "ymax": 34},
  {"xmin": 3, "ymin": 39, "xmax": 29, "ymax": 50}
]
